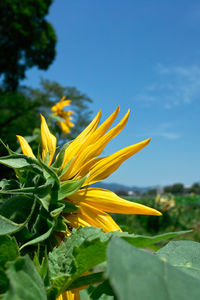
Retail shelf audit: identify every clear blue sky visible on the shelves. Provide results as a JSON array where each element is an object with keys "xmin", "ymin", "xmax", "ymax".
[{"xmin": 24, "ymin": 0, "xmax": 200, "ymax": 187}]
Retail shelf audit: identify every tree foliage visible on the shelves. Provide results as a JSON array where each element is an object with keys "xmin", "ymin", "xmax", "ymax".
[
  {"xmin": 0, "ymin": 0, "xmax": 57, "ymax": 91},
  {"xmin": 0, "ymin": 79, "xmax": 92, "ymax": 179}
]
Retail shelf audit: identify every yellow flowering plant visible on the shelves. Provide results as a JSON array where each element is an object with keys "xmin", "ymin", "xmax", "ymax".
[
  {"xmin": 0, "ymin": 108, "xmax": 195, "ymax": 300},
  {"xmin": 51, "ymin": 97, "xmax": 74, "ymax": 134}
]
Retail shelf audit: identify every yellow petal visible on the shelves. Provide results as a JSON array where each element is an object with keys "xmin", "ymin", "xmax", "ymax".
[
  {"xmin": 56, "ymin": 290, "xmax": 80, "ymax": 300},
  {"xmin": 71, "ymin": 110, "xmax": 130, "ymax": 177},
  {"xmin": 78, "ymin": 138, "xmax": 151, "ymax": 185},
  {"xmin": 51, "ymin": 97, "xmax": 71, "ymax": 113},
  {"xmin": 16, "ymin": 135, "xmax": 36, "ymax": 158},
  {"xmin": 59, "ymin": 122, "xmax": 70, "ymax": 134},
  {"xmin": 40, "ymin": 115, "xmax": 57, "ymax": 165},
  {"xmin": 85, "ymin": 106, "xmax": 120, "ymax": 146},
  {"xmin": 67, "ymin": 203, "xmax": 121, "ymax": 232},
  {"xmin": 69, "ymin": 188, "xmax": 162, "ymax": 216},
  {"xmin": 61, "ymin": 110, "xmax": 102, "ymax": 179}
]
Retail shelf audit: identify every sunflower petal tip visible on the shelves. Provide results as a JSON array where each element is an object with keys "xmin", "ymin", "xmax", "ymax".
[{"xmin": 146, "ymin": 137, "xmax": 151, "ymax": 144}]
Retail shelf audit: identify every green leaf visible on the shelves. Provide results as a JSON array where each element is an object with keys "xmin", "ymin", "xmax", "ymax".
[
  {"xmin": 115, "ymin": 230, "xmax": 191, "ymax": 249},
  {"xmin": 157, "ymin": 240, "xmax": 200, "ymax": 280},
  {"xmin": 3, "ymin": 256, "xmax": 47, "ymax": 300},
  {"xmin": 20, "ymin": 219, "xmax": 55, "ymax": 250},
  {"xmin": 0, "ymin": 215, "xmax": 24, "ymax": 235},
  {"xmin": 68, "ymin": 272, "xmax": 104, "ymax": 290},
  {"xmin": 33, "ymin": 253, "xmax": 50, "ymax": 287},
  {"xmin": 0, "ymin": 154, "xmax": 39, "ymax": 169},
  {"xmin": 0, "ymin": 197, "xmax": 36, "ymax": 235},
  {"xmin": 89, "ymin": 280, "xmax": 115, "ymax": 300},
  {"xmin": 48, "ymin": 227, "xmax": 110, "ymax": 296},
  {"xmin": 0, "ymin": 236, "xmax": 19, "ymax": 293},
  {"xmin": 0, "ymin": 179, "xmax": 20, "ymax": 191},
  {"xmin": 0, "ymin": 182, "xmax": 52, "ymax": 197},
  {"xmin": 107, "ymin": 237, "xmax": 200, "ymax": 300},
  {"xmin": 58, "ymin": 175, "xmax": 88, "ymax": 200}
]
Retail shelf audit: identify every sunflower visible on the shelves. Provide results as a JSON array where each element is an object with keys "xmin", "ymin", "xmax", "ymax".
[
  {"xmin": 51, "ymin": 96, "xmax": 74, "ymax": 134},
  {"xmin": 17, "ymin": 107, "xmax": 161, "ymax": 300}
]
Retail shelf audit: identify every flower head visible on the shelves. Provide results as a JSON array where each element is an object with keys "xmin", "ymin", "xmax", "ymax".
[
  {"xmin": 51, "ymin": 96, "xmax": 74, "ymax": 134},
  {"xmin": 17, "ymin": 107, "xmax": 161, "ymax": 234}
]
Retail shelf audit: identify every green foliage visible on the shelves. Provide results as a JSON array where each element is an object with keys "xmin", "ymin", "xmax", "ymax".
[
  {"xmin": 106, "ymin": 237, "xmax": 200, "ymax": 300},
  {"xmin": 0, "ymin": 148, "xmax": 82, "ymax": 254},
  {"xmin": 112, "ymin": 194, "xmax": 200, "ymax": 241},
  {"xmin": 157, "ymin": 240, "xmax": 200, "ymax": 279},
  {"xmin": 0, "ymin": 236, "xmax": 19, "ymax": 293},
  {"xmin": 164, "ymin": 183, "xmax": 184, "ymax": 194},
  {"xmin": 0, "ymin": 0, "xmax": 56, "ymax": 91},
  {"xmin": 3, "ymin": 256, "xmax": 47, "ymax": 300}
]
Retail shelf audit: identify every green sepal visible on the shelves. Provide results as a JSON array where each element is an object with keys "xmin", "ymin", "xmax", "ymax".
[
  {"xmin": 54, "ymin": 216, "xmax": 68, "ymax": 232},
  {"xmin": 50, "ymin": 204, "xmax": 65, "ymax": 218},
  {"xmin": 58, "ymin": 175, "xmax": 88, "ymax": 200},
  {"xmin": 58, "ymin": 158, "xmax": 73, "ymax": 177},
  {"xmin": 37, "ymin": 156, "xmax": 60, "ymax": 189},
  {"xmin": 43, "ymin": 151, "xmax": 51, "ymax": 166},
  {"xmin": 52, "ymin": 142, "xmax": 71, "ymax": 169},
  {"xmin": 60, "ymin": 200, "xmax": 79, "ymax": 213}
]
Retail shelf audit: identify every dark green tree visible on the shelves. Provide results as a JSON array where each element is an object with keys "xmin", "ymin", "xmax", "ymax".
[
  {"xmin": 0, "ymin": 0, "xmax": 57, "ymax": 91},
  {"xmin": 164, "ymin": 183, "xmax": 184, "ymax": 195}
]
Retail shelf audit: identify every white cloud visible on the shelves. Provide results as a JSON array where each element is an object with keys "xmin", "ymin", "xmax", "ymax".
[
  {"xmin": 136, "ymin": 64, "xmax": 200, "ymax": 108},
  {"xmin": 138, "ymin": 122, "xmax": 181, "ymax": 140}
]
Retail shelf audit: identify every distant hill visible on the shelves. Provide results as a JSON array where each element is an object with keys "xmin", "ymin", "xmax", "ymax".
[{"xmin": 91, "ymin": 182, "xmax": 155, "ymax": 193}]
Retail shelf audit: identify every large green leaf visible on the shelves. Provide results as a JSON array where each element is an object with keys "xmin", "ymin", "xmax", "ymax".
[
  {"xmin": 0, "ymin": 236, "xmax": 19, "ymax": 293},
  {"xmin": 157, "ymin": 240, "xmax": 200, "ymax": 279},
  {"xmin": 48, "ymin": 227, "xmax": 110, "ymax": 296},
  {"xmin": 114, "ymin": 230, "xmax": 191, "ymax": 249},
  {"xmin": 107, "ymin": 237, "xmax": 200, "ymax": 300},
  {"xmin": 3, "ymin": 256, "xmax": 47, "ymax": 300}
]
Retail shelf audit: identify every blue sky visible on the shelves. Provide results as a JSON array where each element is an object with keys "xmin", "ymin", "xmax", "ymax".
[{"xmin": 24, "ymin": 0, "xmax": 200, "ymax": 187}]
